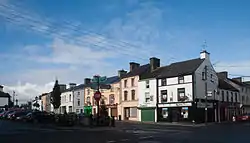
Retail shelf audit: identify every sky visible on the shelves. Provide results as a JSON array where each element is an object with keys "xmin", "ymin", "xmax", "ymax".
[{"xmin": 0, "ymin": 0, "xmax": 250, "ymax": 103}]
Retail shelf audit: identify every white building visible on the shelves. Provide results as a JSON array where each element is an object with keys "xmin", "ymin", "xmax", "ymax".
[
  {"xmin": 72, "ymin": 84, "xmax": 85, "ymax": 113},
  {"xmin": 138, "ymin": 51, "xmax": 219, "ymax": 123},
  {"xmin": 0, "ymin": 85, "xmax": 10, "ymax": 108},
  {"xmin": 60, "ymin": 88, "xmax": 74, "ymax": 113}
]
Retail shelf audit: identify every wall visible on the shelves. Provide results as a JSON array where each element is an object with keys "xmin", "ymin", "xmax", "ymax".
[
  {"xmin": 60, "ymin": 90, "xmax": 73, "ymax": 113},
  {"xmin": 0, "ymin": 97, "xmax": 8, "ymax": 107},
  {"xmin": 158, "ymin": 75, "xmax": 193, "ymax": 104},
  {"xmin": 120, "ymin": 75, "xmax": 140, "ymax": 120},
  {"xmin": 138, "ymin": 79, "xmax": 157, "ymax": 107},
  {"xmin": 217, "ymin": 89, "xmax": 239, "ymax": 102},
  {"xmin": 73, "ymin": 88, "xmax": 84, "ymax": 113},
  {"xmin": 194, "ymin": 59, "xmax": 218, "ymax": 100}
]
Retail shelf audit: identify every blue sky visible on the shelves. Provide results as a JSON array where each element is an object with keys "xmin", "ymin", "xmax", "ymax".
[{"xmin": 0, "ymin": 0, "xmax": 250, "ymax": 101}]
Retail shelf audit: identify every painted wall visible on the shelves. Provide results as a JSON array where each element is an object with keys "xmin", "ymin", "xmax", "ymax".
[
  {"xmin": 158, "ymin": 75, "xmax": 193, "ymax": 104},
  {"xmin": 73, "ymin": 88, "xmax": 84, "ymax": 113},
  {"xmin": 0, "ymin": 97, "xmax": 8, "ymax": 107},
  {"xmin": 217, "ymin": 89, "xmax": 240, "ymax": 102},
  {"xmin": 60, "ymin": 90, "xmax": 73, "ymax": 113},
  {"xmin": 120, "ymin": 75, "xmax": 140, "ymax": 121},
  {"xmin": 194, "ymin": 58, "xmax": 218, "ymax": 100},
  {"xmin": 138, "ymin": 79, "xmax": 157, "ymax": 107}
]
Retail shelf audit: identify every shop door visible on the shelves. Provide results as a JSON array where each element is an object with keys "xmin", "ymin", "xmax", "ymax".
[
  {"xmin": 141, "ymin": 108, "xmax": 155, "ymax": 122},
  {"xmin": 111, "ymin": 108, "xmax": 117, "ymax": 117}
]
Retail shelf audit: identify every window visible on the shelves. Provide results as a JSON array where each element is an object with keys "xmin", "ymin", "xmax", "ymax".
[
  {"xmin": 235, "ymin": 93, "xmax": 238, "ymax": 102},
  {"xmin": 161, "ymin": 90, "xmax": 168, "ymax": 102},
  {"xmin": 124, "ymin": 80, "xmax": 127, "ymax": 88},
  {"xmin": 69, "ymin": 106, "xmax": 73, "ymax": 112},
  {"xmin": 177, "ymin": 88, "xmax": 186, "ymax": 102},
  {"xmin": 242, "ymin": 96, "xmax": 245, "ymax": 102},
  {"xmin": 222, "ymin": 91, "xmax": 224, "ymax": 101},
  {"xmin": 86, "ymin": 96, "xmax": 90, "ymax": 103},
  {"xmin": 130, "ymin": 107, "xmax": 137, "ymax": 118},
  {"xmin": 124, "ymin": 91, "xmax": 128, "ymax": 101},
  {"xmin": 110, "ymin": 87, "xmax": 114, "ymax": 92},
  {"xmin": 87, "ymin": 89, "xmax": 90, "ymax": 95},
  {"xmin": 131, "ymin": 78, "xmax": 135, "ymax": 87},
  {"xmin": 145, "ymin": 92, "xmax": 150, "ymax": 102},
  {"xmin": 69, "ymin": 94, "xmax": 72, "ymax": 102},
  {"xmin": 227, "ymin": 91, "xmax": 229, "ymax": 102},
  {"xmin": 178, "ymin": 76, "xmax": 184, "ymax": 84},
  {"xmin": 78, "ymin": 92, "xmax": 80, "ymax": 96},
  {"xmin": 161, "ymin": 79, "xmax": 167, "ymax": 86},
  {"xmin": 76, "ymin": 109, "xmax": 79, "ymax": 113},
  {"xmin": 211, "ymin": 74, "xmax": 214, "ymax": 82},
  {"xmin": 146, "ymin": 80, "xmax": 150, "ymax": 88},
  {"xmin": 131, "ymin": 90, "xmax": 135, "ymax": 100},
  {"xmin": 109, "ymin": 94, "xmax": 115, "ymax": 104},
  {"xmin": 217, "ymin": 90, "xmax": 220, "ymax": 95},
  {"xmin": 77, "ymin": 99, "xmax": 80, "ymax": 106}
]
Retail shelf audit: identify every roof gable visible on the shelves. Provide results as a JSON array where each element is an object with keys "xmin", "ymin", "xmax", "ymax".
[{"xmin": 219, "ymin": 78, "xmax": 238, "ymax": 92}]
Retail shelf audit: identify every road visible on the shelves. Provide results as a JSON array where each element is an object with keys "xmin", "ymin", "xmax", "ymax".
[{"xmin": 0, "ymin": 120, "xmax": 250, "ymax": 143}]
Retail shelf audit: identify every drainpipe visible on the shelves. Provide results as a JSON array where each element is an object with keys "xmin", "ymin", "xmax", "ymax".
[{"xmin": 156, "ymin": 78, "xmax": 159, "ymax": 122}]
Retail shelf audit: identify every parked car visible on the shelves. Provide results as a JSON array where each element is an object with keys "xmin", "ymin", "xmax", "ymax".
[
  {"xmin": 24, "ymin": 111, "xmax": 52, "ymax": 123},
  {"xmin": 236, "ymin": 113, "xmax": 250, "ymax": 122},
  {"xmin": 10, "ymin": 111, "xmax": 29, "ymax": 120},
  {"xmin": 2, "ymin": 110, "xmax": 15, "ymax": 119},
  {"xmin": 0, "ymin": 110, "xmax": 6, "ymax": 119}
]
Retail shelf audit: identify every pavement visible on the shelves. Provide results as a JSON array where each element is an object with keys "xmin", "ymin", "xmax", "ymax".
[{"xmin": 0, "ymin": 120, "xmax": 250, "ymax": 143}]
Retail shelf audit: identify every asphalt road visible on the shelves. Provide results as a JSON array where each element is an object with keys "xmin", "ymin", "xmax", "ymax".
[{"xmin": 0, "ymin": 120, "xmax": 250, "ymax": 143}]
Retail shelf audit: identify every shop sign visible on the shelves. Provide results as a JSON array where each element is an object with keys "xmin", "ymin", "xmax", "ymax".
[
  {"xmin": 158, "ymin": 102, "xmax": 192, "ymax": 107},
  {"xmin": 197, "ymin": 102, "xmax": 213, "ymax": 108}
]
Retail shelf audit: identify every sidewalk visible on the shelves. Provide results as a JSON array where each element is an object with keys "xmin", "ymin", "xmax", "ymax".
[{"xmin": 117, "ymin": 120, "xmax": 219, "ymax": 127}]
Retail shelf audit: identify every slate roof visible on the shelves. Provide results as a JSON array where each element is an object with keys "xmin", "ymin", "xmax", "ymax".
[
  {"xmin": 141, "ymin": 58, "xmax": 204, "ymax": 80},
  {"xmin": 122, "ymin": 64, "xmax": 150, "ymax": 79},
  {"xmin": 0, "ymin": 91, "xmax": 10, "ymax": 98},
  {"xmin": 218, "ymin": 78, "xmax": 239, "ymax": 92},
  {"xmin": 104, "ymin": 76, "xmax": 120, "ymax": 84},
  {"xmin": 228, "ymin": 78, "xmax": 250, "ymax": 87}
]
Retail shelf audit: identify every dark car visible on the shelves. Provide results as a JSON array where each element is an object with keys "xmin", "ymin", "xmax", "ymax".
[
  {"xmin": 0, "ymin": 110, "xmax": 6, "ymax": 119},
  {"xmin": 24, "ymin": 111, "xmax": 51, "ymax": 123},
  {"xmin": 2, "ymin": 110, "xmax": 15, "ymax": 119},
  {"xmin": 10, "ymin": 111, "xmax": 29, "ymax": 120}
]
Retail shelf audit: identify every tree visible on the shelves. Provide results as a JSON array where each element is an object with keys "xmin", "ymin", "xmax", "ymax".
[{"xmin": 51, "ymin": 79, "xmax": 61, "ymax": 112}]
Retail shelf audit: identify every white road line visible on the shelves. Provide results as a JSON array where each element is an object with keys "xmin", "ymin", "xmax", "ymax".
[
  {"xmin": 106, "ymin": 141, "xmax": 117, "ymax": 143},
  {"xmin": 139, "ymin": 136, "xmax": 154, "ymax": 140},
  {"xmin": 120, "ymin": 139, "xmax": 129, "ymax": 141}
]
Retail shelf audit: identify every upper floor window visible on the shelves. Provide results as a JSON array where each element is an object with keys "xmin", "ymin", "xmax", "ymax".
[
  {"xmin": 221, "ymin": 91, "xmax": 224, "ymax": 101},
  {"xmin": 235, "ymin": 93, "xmax": 238, "ymax": 102},
  {"xmin": 69, "ymin": 94, "xmax": 72, "ymax": 102},
  {"xmin": 124, "ymin": 91, "xmax": 128, "ymax": 101},
  {"xmin": 210, "ymin": 74, "xmax": 214, "ymax": 82},
  {"xmin": 109, "ymin": 94, "xmax": 115, "ymax": 104},
  {"xmin": 78, "ymin": 92, "xmax": 80, "ymax": 96},
  {"xmin": 86, "ymin": 96, "xmax": 90, "ymax": 104},
  {"xmin": 131, "ymin": 78, "xmax": 135, "ymax": 87},
  {"xmin": 131, "ymin": 90, "xmax": 136, "ymax": 100},
  {"xmin": 124, "ymin": 80, "xmax": 127, "ymax": 88},
  {"xmin": 161, "ymin": 79, "xmax": 167, "ymax": 86},
  {"xmin": 145, "ymin": 92, "xmax": 150, "ymax": 103},
  {"xmin": 77, "ymin": 99, "xmax": 80, "ymax": 106},
  {"xmin": 87, "ymin": 89, "xmax": 90, "ymax": 95},
  {"xmin": 177, "ymin": 88, "xmax": 186, "ymax": 102},
  {"xmin": 110, "ymin": 87, "xmax": 114, "ymax": 92},
  {"xmin": 161, "ymin": 90, "xmax": 168, "ymax": 102},
  {"xmin": 146, "ymin": 80, "xmax": 149, "ymax": 88},
  {"xmin": 178, "ymin": 76, "xmax": 184, "ymax": 84}
]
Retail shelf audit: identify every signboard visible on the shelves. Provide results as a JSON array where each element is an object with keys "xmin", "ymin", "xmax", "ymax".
[
  {"xmin": 91, "ymin": 76, "xmax": 107, "ymax": 83},
  {"xmin": 197, "ymin": 102, "xmax": 213, "ymax": 108},
  {"xmin": 158, "ymin": 102, "xmax": 192, "ymax": 107}
]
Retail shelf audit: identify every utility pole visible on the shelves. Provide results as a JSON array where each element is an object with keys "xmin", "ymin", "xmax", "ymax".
[{"xmin": 12, "ymin": 91, "xmax": 15, "ymax": 107}]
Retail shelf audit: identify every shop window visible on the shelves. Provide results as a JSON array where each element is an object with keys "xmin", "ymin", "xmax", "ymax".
[
  {"xmin": 130, "ymin": 107, "xmax": 137, "ymax": 118},
  {"xmin": 161, "ymin": 90, "xmax": 168, "ymax": 102}
]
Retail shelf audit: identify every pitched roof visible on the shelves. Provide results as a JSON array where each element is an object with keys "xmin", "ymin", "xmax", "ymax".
[
  {"xmin": 0, "ymin": 91, "xmax": 10, "ymax": 98},
  {"xmin": 228, "ymin": 78, "xmax": 250, "ymax": 87},
  {"xmin": 104, "ymin": 76, "xmax": 120, "ymax": 84},
  {"xmin": 122, "ymin": 64, "xmax": 150, "ymax": 79},
  {"xmin": 73, "ymin": 84, "xmax": 85, "ymax": 91},
  {"xmin": 219, "ymin": 78, "xmax": 239, "ymax": 92},
  {"xmin": 141, "ymin": 58, "xmax": 204, "ymax": 80}
]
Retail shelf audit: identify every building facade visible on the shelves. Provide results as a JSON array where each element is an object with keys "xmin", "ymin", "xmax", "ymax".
[
  {"xmin": 0, "ymin": 85, "xmax": 10, "ymax": 108},
  {"xmin": 72, "ymin": 84, "xmax": 85, "ymax": 113}
]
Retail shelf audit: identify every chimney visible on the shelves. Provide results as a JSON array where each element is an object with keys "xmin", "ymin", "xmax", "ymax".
[
  {"xmin": 118, "ymin": 70, "xmax": 127, "ymax": 77},
  {"xmin": 84, "ymin": 78, "xmax": 91, "ymax": 84},
  {"xmin": 129, "ymin": 62, "xmax": 140, "ymax": 71},
  {"xmin": 217, "ymin": 72, "xmax": 228, "ymax": 79},
  {"xmin": 200, "ymin": 50, "xmax": 210, "ymax": 60},
  {"xmin": 69, "ymin": 83, "xmax": 76, "ymax": 89},
  {"xmin": 150, "ymin": 57, "xmax": 160, "ymax": 72},
  {"xmin": 232, "ymin": 77, "xmax": 242, "ymax": 83},
  {"xmin": 0, "ymin": 85, "xmax": 3, "ymax": 92},
  {"xmin": 59, "ymin": 84, "xmax": 67, "ymax": 92}
]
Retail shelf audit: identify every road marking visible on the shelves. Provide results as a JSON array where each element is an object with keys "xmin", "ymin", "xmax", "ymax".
[
  {"xmin": 139, "ymin": 136, "xmax": 154, "ymax": 140},
  {"xmin": 120, "ymin": 139, "xmax": 129, "ymax": 141},
  {"xmin": 106, "ymin": 141, "xmax": 116, "ymax": 143}
]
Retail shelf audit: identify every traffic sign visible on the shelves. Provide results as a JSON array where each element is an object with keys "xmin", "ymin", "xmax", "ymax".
[
  {"xmin": 94, "ymin": 91, "xmax": 101, "ymax": 101},
  {"xmin": 91, "ymin": 76, "xmax": 107, "ymax": 83}
]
